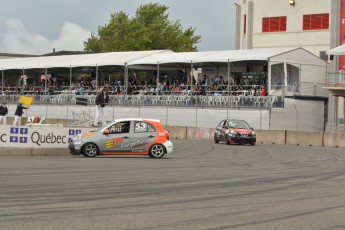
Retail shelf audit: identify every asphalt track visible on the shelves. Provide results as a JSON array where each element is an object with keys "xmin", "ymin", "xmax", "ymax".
[{"xmin": 1, "ymin": 140, "xmax": 345, "ymax": 230}]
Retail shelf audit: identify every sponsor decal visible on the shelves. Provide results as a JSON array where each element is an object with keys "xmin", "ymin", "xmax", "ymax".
[
  {"xmin": 20, "ymin": 128, "xmax": 28, "ymax": 135},
  {"xmin": 10, "ymin": 127, "xmax": 28, "ymax": 144},
  {"xmin": 19, "ymin": 137, "xmax": 28, "ymax": 143},
  {"xmin": 10, "ymin": 127, "xmax": 19, "ymax": 134},
  {"xmin": 10, "ymin": 136, "xmax": 18, "ymax": 143},
  {"xmin": 105, "ymin": 138, "xmax": 124, "ymax": 149},
  {"xmin": 121, "ymin": 139, "xmax": 148, "ymax": 149},
  {"xmin": 0, "ymin": 134, "xmax": 6, "ymax": 142},
  {"xmin": 31, "ymin": 132, "xmax": 67, "ymax": 146}
]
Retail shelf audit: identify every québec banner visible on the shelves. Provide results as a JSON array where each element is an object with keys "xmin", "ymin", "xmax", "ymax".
[{"xmin": 0, "ymin": 125, "xmax": 91, "ymax": 148}]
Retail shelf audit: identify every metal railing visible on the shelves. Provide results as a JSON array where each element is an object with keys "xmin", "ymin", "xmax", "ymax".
[
  {"xmin": 325, "ymin": 72, "xmax": 345, "ymax": 87},
  {"xmin": 0, "ymin": 94, "xmax": 284, "ymax": 109}
]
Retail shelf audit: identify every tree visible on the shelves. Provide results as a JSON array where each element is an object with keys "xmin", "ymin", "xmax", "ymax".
[{"xmin": 84, "ymin": 3, "xmax": 201, "ymax": 53}]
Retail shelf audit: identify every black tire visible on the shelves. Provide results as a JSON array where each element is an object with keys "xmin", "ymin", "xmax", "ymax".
[
  {"xmin": 214, "ymin": 135, "xmax": 219, "ymax": 144},
  {"xmin": 82, "ymin": 143, "xmax": 99, "ymax": 157},
  {"xmin": 148, "ymin": 144, "xmax": 166, "ymax": 158},
  {"xmin": 226, "ymin": 135, "xmax": 231, "ymax": 145}
]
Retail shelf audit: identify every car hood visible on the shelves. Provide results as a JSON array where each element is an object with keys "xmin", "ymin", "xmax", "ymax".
[{"xmin": 233, "ymin": 128, "xmax": 251, "ymax": 135}]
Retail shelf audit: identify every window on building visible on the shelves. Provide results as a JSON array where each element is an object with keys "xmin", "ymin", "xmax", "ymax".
[
  {"xmin": 262, "ymin": 16, "xmax": 286, "ymax": 32},
  {"xmin": 244, "ymin": 15, "xmax": 247, "ymax": 34},
  {"xmin": 303, "ymin": 14, "xmax": 329, "ymax": 30}
]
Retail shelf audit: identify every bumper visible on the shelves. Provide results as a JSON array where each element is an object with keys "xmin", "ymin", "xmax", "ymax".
[
  {"xmin": 229, "ymin": 136, "xmax": 256, "ymax": 144},
  {"xmin": 163, "ymin": 140, "xmax": 173, "ymax": 154},
  {"xmin": 68, "ymin": 141, "xmax": 82, "ymax": 155}
]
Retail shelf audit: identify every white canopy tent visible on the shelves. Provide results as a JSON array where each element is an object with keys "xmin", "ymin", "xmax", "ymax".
[
  {"xmin": 326, "ymin": 44, "xmax": 345, "ymax": 55},
  {"xmin": 0, "ymin": 48, "xmax": 326, "ymax": 96},
  {"xmin": 128, "ymin": 47, "xmax": 326, "ymax": 96},
  {"xmin": 0, "ymin": 50, "xmax": 170, "ymax": 93},
  {"xmin": 0, "ymin": 50, "xmax": 170, "ymax": 70}
]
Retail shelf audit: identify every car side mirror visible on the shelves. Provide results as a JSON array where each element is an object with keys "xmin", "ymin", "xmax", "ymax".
[
  {"xmin": 103, "ymin": 129, "xmax": 110, "ymax": 135},
  {"xmin": 251, "ymin": 127, "xmax": 254, "ymax": 130}
]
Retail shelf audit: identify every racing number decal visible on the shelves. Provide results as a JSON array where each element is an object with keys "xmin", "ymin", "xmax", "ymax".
[{"xmin": 105, "ymin": 137, "xmax": 124, "ymax": 149}]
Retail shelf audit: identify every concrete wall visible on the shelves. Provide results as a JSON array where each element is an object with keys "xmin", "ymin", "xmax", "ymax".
[
  {"xmin": 256, "ymin": 130, "xmax": 286, "ymax": 145},
  {"xmin": 1, "ymin": 125, "xmax": 344, "ymax": 156},
  {"xmin": 165, "ymin": 126, "xmax": 345, "ymax": 148},
  {"xmin": 324, "ymin": 132, "xmax": 345, "ymax": 148},
  {"xmin": 286, "ymin": 131, "xmax": 324, "ymax": 147}
]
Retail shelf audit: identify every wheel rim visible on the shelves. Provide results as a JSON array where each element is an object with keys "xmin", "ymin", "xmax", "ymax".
[
  {"xmin": 85, "ymin": 143, "xmax": 98, "ymax": 157},
  {"xmin": 150, "ymin": 145, "xmax": 165, "ymax": 158}
]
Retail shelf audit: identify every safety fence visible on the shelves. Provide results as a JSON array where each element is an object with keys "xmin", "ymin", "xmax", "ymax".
[
  {"xmin": 325, "ymin": 72, "xmax": 345, "ymax": 87},
  {"xmin": 0, "ymin": 94, "xmax": 284, "ymax": 109}
]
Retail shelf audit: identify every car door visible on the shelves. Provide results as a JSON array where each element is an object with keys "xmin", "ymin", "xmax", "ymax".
[
  {"xmin": 101, "ymin": 121, "xmax": 133, "ymax": 154},
  {"xmin": 131, "ymin": 121, "xmax": 157, "ymax": 153},
  {"xmin": 216, "ymin": 120, "xmax": 226, "ymax": 141}
]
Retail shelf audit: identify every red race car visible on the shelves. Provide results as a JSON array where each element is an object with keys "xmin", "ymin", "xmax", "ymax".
[{"xmin": 214, "ymin": 119, "xmax": 256, "ymax": 145}]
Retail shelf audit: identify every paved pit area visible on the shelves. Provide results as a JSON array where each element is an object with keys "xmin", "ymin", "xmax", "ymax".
[{"xmin": 1, "ymin": 140, "xmax": 345, "ymax": 230}]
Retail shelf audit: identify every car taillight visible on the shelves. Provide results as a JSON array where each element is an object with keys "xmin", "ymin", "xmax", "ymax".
[{"xmin": 166, "ymin": 131, "xmax": 170, "ymax": 140}]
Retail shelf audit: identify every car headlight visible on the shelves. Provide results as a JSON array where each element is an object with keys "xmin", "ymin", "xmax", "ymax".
[
  {"xmin": 251, "ymin": 131, "xmax": 256, "ymax": 136},
  {"xmin": 230, "ymin": 129, "xmax": 237, "ymax": 134}
]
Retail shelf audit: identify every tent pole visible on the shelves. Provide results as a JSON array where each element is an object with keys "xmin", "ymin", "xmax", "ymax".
[
  {"xmin": 284, "ymin": 62, "xmax": 288, "ymax": 87},
  {"xmin": 268, "ymin": 61, "xmax": 271, "ymax": 95},
  {"xmin": 228, "ymin": 59, "xmax": 230, "ymax": 95},
  {"xmin": 96, "ymin": 64, "xmax": 98, "ymax": 91},
  {"xmin": 191, "ymin": 61, "xmax": 193, "ymax": 91},
  {"xmin": 70, "ymin": 65, "xmax": 72, "ymax": 90},
  {"xmin": 45, "ymin": 67, "xmax": 47, "ymax": 96},
  {"xmin": 157, "ymin": 62, "xmax": 160, "ymax": 88},
  {"xmin": 1, "ymin": 69, "xmax": 4, "ymax": 93},
  {"xmin": 22, "ymin": 68, "xmax": 25, "ymax": 88},
  {"xmin": 124, "ymin": 63, "xmax": 128, "ymax": 95}
]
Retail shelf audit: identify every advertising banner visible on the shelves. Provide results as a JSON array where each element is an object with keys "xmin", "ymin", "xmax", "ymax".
[{"xmin": 0, "ymin": 125, "xmax": 92, "ymax": 148}]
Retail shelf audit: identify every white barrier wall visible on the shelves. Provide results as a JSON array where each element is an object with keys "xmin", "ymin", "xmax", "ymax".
[
  {"xmin": 0, "ymin": 125, "xmax": 344, "ymax": 155},
  {"xmin": 0, "ymin": 125, "xmax": 92, "ymax": 148}
]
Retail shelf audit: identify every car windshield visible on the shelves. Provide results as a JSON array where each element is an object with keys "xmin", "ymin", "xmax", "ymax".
[{"xmin": 228, "ymin": 120, "xmax": 250, "ymax": 129}]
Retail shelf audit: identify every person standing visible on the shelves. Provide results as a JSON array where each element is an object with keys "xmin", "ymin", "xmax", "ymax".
[
  {"xmin": 259, "ymin": 84, "xmax": 267, "ymax": 96},
  {"xmin": 13, "ymin": 103, "xmax": 28, "ymax": 126},
  {"xmin": 93, "ymin": 88, "xmax": 109, "ymax": 127},
  {"xmin": 0, "ymin": 101, "xmax": 8, "ymax": 125}
]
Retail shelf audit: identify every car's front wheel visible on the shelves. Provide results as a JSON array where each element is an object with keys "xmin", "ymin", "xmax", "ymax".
[
  {"xmin": 214, "ymin": 135, "xmax": 219, "ymax": 144},
  {"xmin": 82, "ymin": 143, "xmax": 99, "ymax": 157},
  {"xmin": 148, "ymin": 144, "xmax": 166, "ymax": 158},
  {"xmin": 226, "ymin": 135, "xmax": 231, "ymax": 145}
]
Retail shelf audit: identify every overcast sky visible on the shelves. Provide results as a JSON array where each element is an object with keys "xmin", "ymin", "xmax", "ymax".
[{"xmin": 0, "ymin": 0, "xmax": 237, "ymax": 55}]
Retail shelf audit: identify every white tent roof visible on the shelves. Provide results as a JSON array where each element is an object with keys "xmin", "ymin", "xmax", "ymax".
[
  {"xmin": 326, "ymin": 44, "xmax": 345, "ymax": 55},
  {"xmin": 127, "ymin": 47, "xmax": 299, "ymax": 66},
  {"xmin": 0, "ymin": 47, "xmax": 319, "ymax": 71},
  {"xmin": 0, "ymin": 50, "xmax": 170, "ymax": 70}
]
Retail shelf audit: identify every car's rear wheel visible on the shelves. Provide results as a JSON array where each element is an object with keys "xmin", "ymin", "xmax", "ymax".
[
  {"xmin": 82, "ymin": 143, "xmax": 99, "ymax": 157},
  {"xmin": 214, "ymin": 135, "xmax": 219, "ymax": 144},
  {"xmin": 149, "ymin": 144, "xmax": 166, "ymax": 158}
]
